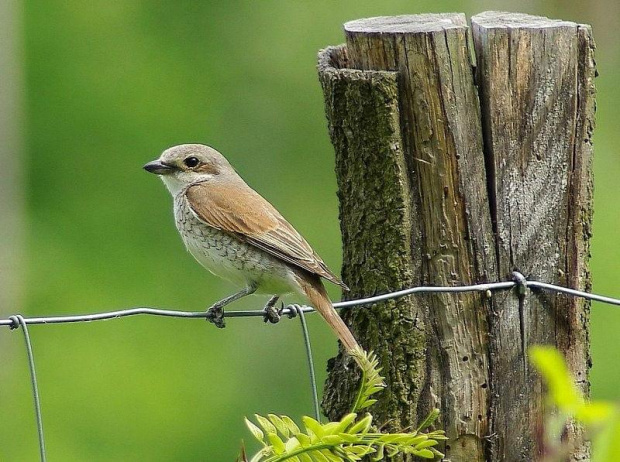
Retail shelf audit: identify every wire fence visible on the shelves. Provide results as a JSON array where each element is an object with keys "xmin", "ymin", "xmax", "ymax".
[{"xmin": 4, "ymin": 271, "xmax": 620, "ymax": 462}]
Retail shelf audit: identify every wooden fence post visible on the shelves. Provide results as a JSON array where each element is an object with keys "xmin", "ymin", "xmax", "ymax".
[{"xmin": 318, "ymin": 11, "xmax": 595, "ymax": 461}]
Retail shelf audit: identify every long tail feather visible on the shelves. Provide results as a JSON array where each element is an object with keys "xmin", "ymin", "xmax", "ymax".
[{"xmin": 295, "ymin": 273, "xmax": 360, "ymax": 352}]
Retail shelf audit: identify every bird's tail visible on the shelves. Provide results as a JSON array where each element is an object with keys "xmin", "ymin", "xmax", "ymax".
[{"xmin": 295, "ymin": 273, "xmax": 360, "ymax": 352}]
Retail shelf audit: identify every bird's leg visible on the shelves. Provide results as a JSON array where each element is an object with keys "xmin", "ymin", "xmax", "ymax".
[
  {"xmin": 206, "ymin": 285, "xmax": 257, "ymax": 328},
  {"xmin": 262, "ymin": 295, "xmax": 281, "ymax": 324}
]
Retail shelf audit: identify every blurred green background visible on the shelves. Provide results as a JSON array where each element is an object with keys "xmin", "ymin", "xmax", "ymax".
[{"xmin": 1, "ymin": 1, "xmax": 618, "ymax": 460}]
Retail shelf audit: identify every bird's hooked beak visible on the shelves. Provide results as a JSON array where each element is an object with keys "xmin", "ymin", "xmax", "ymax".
[{"xmin": 143, "ymin": 159, "xmax": 175, "ymax": 175}]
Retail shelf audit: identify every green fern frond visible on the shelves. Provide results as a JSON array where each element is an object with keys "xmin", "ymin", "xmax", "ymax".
[
  {"xmin": 243, "ymin": 347, "xmax": 446, "ymax": 462},
  {"xmin": 244, "ymin": 410, "xmax": 446, "ymax": 461},
  {"xmin": 348, "ymin": 347, "xmax": 387, "ymax": 413}
]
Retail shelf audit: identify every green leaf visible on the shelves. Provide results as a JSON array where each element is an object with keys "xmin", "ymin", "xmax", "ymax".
[
  {"xmin": 414, "ymin": 448, "xmax": 436, "ymax": 458},
  {"xmin": 321, "ymin": 422, "xmax": 340, "ymax": 435},
  {"xmin": 245, "ymin": 418, "xmax": 265, "ymax": 443},
  {"xmin": 268, "ymin": 414, "xmax": 289, "ymax": 438},
  {"xmin": 358, "ymin": 399, "xmax": 378, "ymax": 410},
  {"xmin": 296, "ymin": 432, "xmax": 311, "ymax": 447},
  {"xmin": 309, "ymin": 451, "xmax": 330, "ymax": 462},
  {"xmin": 266, "ymin": 433, "xmax": 286, "ymax": 454},
  {"xmin": 302, "ymin": 416, "xmax": 324, "ymax": 439},
  {"xmin": 414, "ymin": 439, "xmax": 438, "ymax": 449},
  {"xmin": 337, "ymin": 433, "xmax": 359, "ymax": 444},
  {"xmin": 529, "ymin": 346, "xmax": 620, "ymax": 462},
  {"xmin": 377, "ymin": 433, "xmax": 418, "ymax": 444},
  {"xmin": 428, "ymin": 430, "xmax": 448, "ymax": 440},
  {"xmin": 349, "ymin": 348, "xmax": 387, "ymax": 413},
  {"xmin": 332, "ymin": 413, "xmax": 357, "ymax": 434},
  {"xmin": 416, "ymin": 408, "xmax": 440, "ymax": 432},
  {"xmin": 320, "ymin": 434, "xmax": 343, "ymax": 445},
  {"xmin": 366, "ymin": 386, "xmax": 385, "ymax": 395},
  {"xmin": 255, "ymin": 414, "xmax": 278, "ymax": 435},
  {"xmin": 318, "ymin": 449, "xmax": 341, "ymax": 461},
  {"xmin": 370, "ymin": 443, "xmax": 384, "ymax": 461},
  {"xmin": 576, "ymin": 401, "xmax": 616, "ymax": 425},
  {"xmin": 529, "ymin": 346, "xmax": 582, "ymax": 411},
  {"xmin": 284, "ymin": 437, "xmax": 301, "ymax": 452},
  {"xmin": 348, "ymin": 414, "xmax": 373, "ymax": 434},
  {"xmin": 347, "ymin": 445, "xmax": 374, "ymax": 455},
  {"xmin": 281, "ymin": 416, "xmax": 301, "ymax": 435},
  {"xmin": 403, "ymin": 435, "xmax": 429, "ymax": 446}
]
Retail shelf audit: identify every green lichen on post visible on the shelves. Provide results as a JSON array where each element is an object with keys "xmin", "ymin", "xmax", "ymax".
[{"xmin": 318, "ymin": 46, "xmax": 427, "ymax": 432}]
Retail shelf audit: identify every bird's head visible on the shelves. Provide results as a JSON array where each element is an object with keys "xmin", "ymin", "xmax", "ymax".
[{"xmin": 143, "ymin": 144, "xmax": 235, "ymax": 196}]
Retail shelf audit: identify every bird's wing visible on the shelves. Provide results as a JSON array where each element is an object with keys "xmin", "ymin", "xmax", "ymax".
[{"xmin": 185, "ymin": 181, "xmax": 348, "ymax": 289}]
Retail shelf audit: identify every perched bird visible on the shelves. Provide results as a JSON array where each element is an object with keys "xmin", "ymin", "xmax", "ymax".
[{"xmin": 144, "ymin": 144, "xmax": 359, "ymax": 352}]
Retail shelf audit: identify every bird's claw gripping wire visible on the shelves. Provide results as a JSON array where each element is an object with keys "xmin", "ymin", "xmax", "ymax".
[
  {"xmin": 263, "ymin": 305, "xmax": 281, "ymax": 324},
  {"xmin": 262, "ymin": 296, "xmax": 282, "ymax": 324},
  {"xmin": 206, "ymin": 305, "xmax": 226, "ymax": 328},
  {"xmin": 263, "ymin": 303, "xmax": 306, "ymax": 323}
]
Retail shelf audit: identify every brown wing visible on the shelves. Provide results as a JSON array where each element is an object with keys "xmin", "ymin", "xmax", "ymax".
[{"xmin": 185, "ymin": 181, "xmax": 348, "ymax": 289}]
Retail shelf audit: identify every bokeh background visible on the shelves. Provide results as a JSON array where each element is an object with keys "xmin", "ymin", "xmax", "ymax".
[{"xmin": 1, "ymin": 1, "xmax": 618, "ymax": 460}]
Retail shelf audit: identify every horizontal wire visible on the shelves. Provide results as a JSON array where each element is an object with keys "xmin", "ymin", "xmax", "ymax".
[
  {"xmin": 333, "ymin": 280, "xmax": 516, "ymax": 308},
  {"xmin": 1, "ymin": 277, "xmax": 618, "ymax": 328},
  {"xmin": 526, "ymin": 280, "xmax": 620, "ymax": 306}
]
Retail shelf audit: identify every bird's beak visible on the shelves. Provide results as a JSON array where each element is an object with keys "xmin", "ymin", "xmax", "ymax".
[{"xmin": 143, "ymin": 160, "xmax": 175, "ymax": 175}]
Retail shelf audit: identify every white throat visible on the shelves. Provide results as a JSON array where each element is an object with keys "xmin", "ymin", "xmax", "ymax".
[
  {"xmin": 160, "ymin": 175, "xmax": 188, "ymax": 197},
  {"xmin": 160, "ymin": 172, "xmax": 215, "ymax": 197}
]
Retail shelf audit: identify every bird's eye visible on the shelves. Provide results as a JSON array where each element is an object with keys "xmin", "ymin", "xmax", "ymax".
[{"xmin": 184, "ymin": 156, "xmax": 200, "ymax": 168}]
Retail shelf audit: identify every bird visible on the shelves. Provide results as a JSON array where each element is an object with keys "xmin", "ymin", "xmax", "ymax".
[{"xmin": 143, "ymin": 144, "xmax": 359, "ymax": 352}]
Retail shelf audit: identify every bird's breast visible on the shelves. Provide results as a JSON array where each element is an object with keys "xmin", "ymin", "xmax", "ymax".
[{"xmin": 172, "ymin": 194, "xmax": 297, "ymax": 294}]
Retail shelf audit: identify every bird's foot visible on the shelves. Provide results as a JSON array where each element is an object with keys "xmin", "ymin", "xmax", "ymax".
[
  {"xmin": 262, "ymin": 296, "xmax": 281, "ymax": 324},
  {"xmin": 263, "ymin": 305, "xmax": 281, "ymax": 324},
  {"xmin": 206, "ymin": 304, "xmax": 226, "ymax": 328}
]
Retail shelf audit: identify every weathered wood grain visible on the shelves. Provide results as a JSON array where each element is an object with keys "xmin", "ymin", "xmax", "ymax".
[
  {"xmin": 472, "ymin": 11, "xmax": 595, "ymax": 460},
  {"xmin": 318, "ymin": 10, "xmax": 595, "ymax": 462}
]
